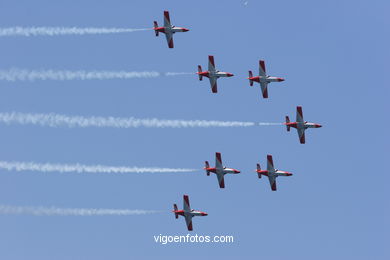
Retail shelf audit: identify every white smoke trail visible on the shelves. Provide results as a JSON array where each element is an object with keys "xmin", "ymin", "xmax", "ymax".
[
  {"xmin": 0, "ymin": 161, "xmax": 196, "ymax": 174},
  {"xmin": 0, "ymin": 112, "xmax": 257, "ymax": 128},
  {"xmin": 0, "ymin": 205, "xmax": 160, "ymax": 216},
  {"xmin": 0, "ymin": 68, "xmax": 159, "ymax": 82},
  {"xmin": 165, "ymin": 72, "xmax": 194, "ymax": 76},
  {"xmin": 0, "ymin": 27, "xmax": 150, "ymax": 37},
  {"xmin": 258, "ymin": 122, "xmax": 283, "ymax": 126}
]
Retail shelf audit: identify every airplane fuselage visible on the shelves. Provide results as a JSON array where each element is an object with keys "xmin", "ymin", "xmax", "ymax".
[
  {"xmin": 155, "ymin": 26, "xmax": 189, "ymax": 34},
  {"xmin": 256, "ymin": 169, "xmax": 293, "ymax": 177},
  {"xmin": 286, "ymin": 121, "xmax": 322, "ymax": 130},
  {"xmin": 249, "ymin": 75, "xmax": 285, "ymax": 83},
  {"xmin": 173, "ymin": 209, "xmax": 208, "ymax": 217},
  {"xmin": 205, "ymin": 167, "xmax": 240, "ymax": 175},
  {"xmin": 197, "ymin": 71, "xmax": 234, "ymax": 79}
]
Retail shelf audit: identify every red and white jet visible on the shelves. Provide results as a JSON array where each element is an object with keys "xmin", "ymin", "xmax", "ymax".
[
  {"xmin": 153, "ymin": 11, "xmax": 189, "ymax": 48},
  {"xmin": 285, "ymin": 106, "xmax": 322, "ymax": 144},
  {"xmin": 248, "ymin": 60, "xmax": 285, "ymax": 98},
  {"xmin": 256, "ymin": 155, "xmax": 293, "ymax": 191},
  {"xmin": 197, "ymin": 55, "xmax": 234, "ymax": 93},
  {"xmin": 173, "ymin": 195, "xmax": 208, "ymax": 231},
  {"xmin": 204, "ymin": 152, "xmax": 241, "ymax": 188}
]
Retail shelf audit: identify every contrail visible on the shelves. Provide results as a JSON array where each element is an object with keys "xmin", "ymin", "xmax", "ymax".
[
  {"xmin": 0, "ymin": 27, "xmax": 150, "ymax": 37},
  {"xmin": 0, "ymin": 112, "xmax": 260, "ymax": 128},
  {"xmin": 258, "ymin": 122, "xmax": 283, "ymax": 126},
  {"xmin": 0, "ymin": 205, "xmax": 160, "ymax": 216},
  {"xmin": 165, "ymin": 72, "xmax": 194, "ymax": 76},
  {"xmin": 0, "ymin": 68, "xmax": 160, "ymax": 81},
  {"xmin": 0, "ymin": 161, "xmax": 196, "ymax": 174}
]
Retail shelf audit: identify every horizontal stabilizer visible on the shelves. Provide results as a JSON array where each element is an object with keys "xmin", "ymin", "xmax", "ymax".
[
  {"xmin": 285, "ymin": 116, "xmax": 290, "ymax": 131},
  {"xmin": 204, "ymin": 161, "xmax": 210, "ymax": 176},
  {"xmin": 256, "ymin": 163, "xmax": 262, "ymax": 178},
  {"xmin": 198, "ymin": 65, "xmax": 203, "ymax": 81},
  {"xmin": 153, "ymin": 21, "xmax": 159, "ymax": 36},
  {"xmin": 173, "ymin": 204, "xmax": 178, "ymax": 219},
  {"xmin": 248, "ymin": 70, "xmax": 253, "ymax": 86}
]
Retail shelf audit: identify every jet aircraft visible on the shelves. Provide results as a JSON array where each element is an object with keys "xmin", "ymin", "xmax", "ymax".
[
  {"xmin": 285, "ymin": 106, "xmax": 322, "ymax": 144},
  {"xmin": 256, "ymin": 155, "xmax": 293, "ymax": 191},
  {"xmin": 153, "ymin": 10, "xmax": 189, "ymax": 48},
  {"xmin": 173, "ymin": 195, "xmax": 208, "ymax": 231},
  {"xmin": 197, "ymin": 55, "xmax": 234, "ymax": 93},
  {"xmin": 248, "ymin": 60, "xmax": 285, "ymax": 98},
  {"xmin": 204, "ymin": 152, "xmax": 240, "ymax": 188}
]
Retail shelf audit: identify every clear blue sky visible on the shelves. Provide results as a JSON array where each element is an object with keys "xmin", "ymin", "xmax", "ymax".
[{"xmin": 0, "ymin": 0, "xmax": 387, "ymax": 259}]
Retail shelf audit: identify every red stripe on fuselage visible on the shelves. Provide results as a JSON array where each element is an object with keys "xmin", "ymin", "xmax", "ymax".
[
  {"xmin": 256, "ymin": 170, "xmax": 269, "ymax": 177},
  {"xmin": 249, "ymin": 76, "xmax": 260, "ymax": 83}
]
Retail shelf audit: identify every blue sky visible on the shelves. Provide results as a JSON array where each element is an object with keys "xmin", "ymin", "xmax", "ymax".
[{"xmin": 0, "ymin": 0, "xmax": 387, "ymax": 259}]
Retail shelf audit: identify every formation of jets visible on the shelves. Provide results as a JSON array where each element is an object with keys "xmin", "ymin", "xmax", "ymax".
[
  {"xmin": 153, "ymin": 12, "xmax": 287, "ymax": 98},
  {"xmin": 152, "ymin": 11, "xmax": 322, "ymax": 231}
]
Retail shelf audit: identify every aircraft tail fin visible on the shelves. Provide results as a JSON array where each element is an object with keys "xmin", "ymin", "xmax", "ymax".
[
  {"xmin": 153, "ymin": 21, "xmax": 159, "ymax": 36},
  {"xmin": 204, "ymin": 161, "xmax": 210, "ymax": 176},
  {"xmin": 285, "ymin": 116, "xmax": 290, "ymax": 131},
  {"xmin": 256, "ymin": 163, "xmax": 262, "ymax": 178},
  {"xmin": 173, "ymin": 204, "xmax": 178, "ymax": 219},
  {"xmin": 198, "ymin": 65, "xmax": 203, "ymax": 81},
  {"xmin": 248, "ymin": 71, "xmax": 254, "ymax": 86}
]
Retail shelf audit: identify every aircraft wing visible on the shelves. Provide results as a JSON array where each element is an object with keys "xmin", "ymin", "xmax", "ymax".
[
  {"xmin": 184, "ymin": 214, "xmax": 193, "ymax": 231},
  {"xmin": 266, "ymin": 155, "xmax": 275, "ymax": 172},
  {"xmin": 209, "ymin": 77, "xmax": 218, "ymax": 93},
  {"xmin": 208, "ymin": 55, "xmax": 216, "ymax": 72},
  {"xmin": 296, "ymin": 106, "xmax": 304, "ymax": 123},
  {"xmin": 268, "ymin": 175, "xmax": 277, "ymax": 191},
  {"xmin": 164, "ymin": 32, "xmax": 174, "ymax": 48},
  {"xmin": 163, "ymin": 11, "xmax": 172, "ymax": 28},
  {"xmin": 259, "ymin": 60, "xmax": 266, "ymax": 77},
  {"xmin": 215, "ymin": 152, "xmax": 223, "ymax": 170},
  {"xmin": 183, "ymin": 195, "xmax": 191, "ymax": 212},
  {"xmin": 297, "ymin": 128, "xmax": 306, "ymax": 144},
  {"xmin": 260, "ymin": 82, "xmax": 268, "ymax": 98},
  {"xmin": 216, "ymin": 172, "xmax": 225, "ymax": 188}
]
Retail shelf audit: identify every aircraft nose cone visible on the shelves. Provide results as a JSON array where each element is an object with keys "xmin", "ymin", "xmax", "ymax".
[
  {"xmin": 228, "ymin": 73, "xmax": 234, "ymax": 77},
  {"xmin": 184, "ymin": 28, "xmax": 189, "ymax": 32},
  {"xmin": 316, "ymin": 124, "xmax": 322, "ymax": 128},
  {"xmin": 236, "ymin": 170, "xmax": 241, "ymax": 173},
  {"xmin": 203, "ymin": 213, "xmax": 208, "ymax": 216},
  {"xmin": 279, "ymin": 78, "xmax": 285, "ymax": 82}
]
